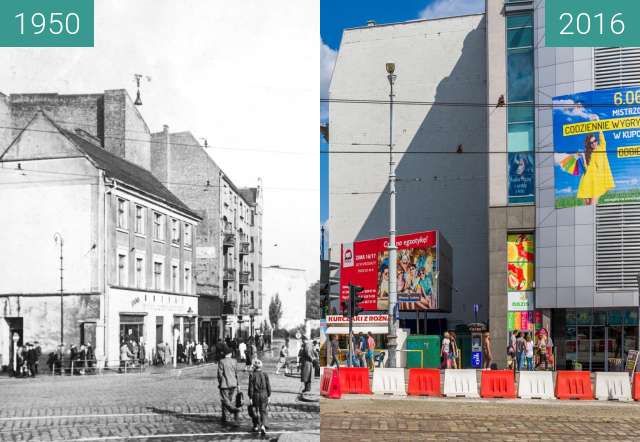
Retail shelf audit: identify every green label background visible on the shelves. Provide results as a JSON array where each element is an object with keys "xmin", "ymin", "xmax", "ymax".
[
  {"xmin": 0, "ymin": 0, "xmax": 93, "ymax": 47},
  {"xmin": 546, "ymin": 0, "xmax": 640, "ymax": 47}
]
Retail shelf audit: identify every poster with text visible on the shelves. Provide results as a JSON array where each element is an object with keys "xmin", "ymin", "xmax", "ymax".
[
  {"xmin": 553, "ymin": 87, "xmax": 640, "ymax": 208},
  {"xmin": 340, "ymin": 230, "xmax": 440, "ymax": 311}
]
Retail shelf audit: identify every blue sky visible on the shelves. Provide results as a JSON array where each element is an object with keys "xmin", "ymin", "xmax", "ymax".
[{"xmin": 320, "ymin": 0, "xmax": 485, "ymax": 227}]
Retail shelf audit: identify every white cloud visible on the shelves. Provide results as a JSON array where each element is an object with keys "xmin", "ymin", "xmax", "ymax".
[
  {"xmin": 554, "ymin": 99, "xmax": 600, "ymax": 120},
  {"xmin": 419, "ymin": 0, "xmax": 484, "ymax": 19},
  {"xmin": 321, "ymin": 39, "xmax": 337, "ymax": 122}
]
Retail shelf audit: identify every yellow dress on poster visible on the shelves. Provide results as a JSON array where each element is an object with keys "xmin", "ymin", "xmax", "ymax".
[{"xmin": 576, "ymin": 130, "xmax": 615, "ymax": 202}]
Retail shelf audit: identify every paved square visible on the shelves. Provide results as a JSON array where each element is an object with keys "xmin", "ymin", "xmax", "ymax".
[{"xmin": 0, "ymin": 357, "xmax": 318, "ymax": 441}]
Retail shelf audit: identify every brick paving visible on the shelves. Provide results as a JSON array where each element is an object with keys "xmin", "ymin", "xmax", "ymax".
[
  {"xmin": 0, "ymin": 355, "xmax": 319, "ymax": 441},
  {"xmin": 321, "ymin": 397, "xmax": 640, "ymax": 441}
]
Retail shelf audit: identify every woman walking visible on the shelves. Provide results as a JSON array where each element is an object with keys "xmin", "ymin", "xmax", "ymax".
[
  {"xmin": 525, "ymin": 334, "xmax": 534, "ymax": 371},
  {"xmin": 441, "ymin": 332, "xmax": 451, "ymax": 369},
  {"xmin": 482, "ymin": 332, "xmax": 493, "ymax": 370}
]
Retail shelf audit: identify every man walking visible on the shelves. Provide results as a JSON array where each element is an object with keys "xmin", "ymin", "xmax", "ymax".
[
  {"xmin": 330, "ymin": 335, "xmax": 340, "ymax": 368},
  {"xmin": 248, "ymin": 359, "xmax": 271, "ymax": 436},
  {"xmin": 218, "ymin": 345, "xmax": 240, "ymax": 425}
]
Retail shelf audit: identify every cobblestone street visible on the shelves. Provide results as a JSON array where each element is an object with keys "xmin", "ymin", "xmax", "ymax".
[
  {"xmin": 0, "ymin": 356, "xmax": 319, "ymax": 441},
  {"xmin": 321, "ymin": 396, "xmax": 640, "ymax": 441}
]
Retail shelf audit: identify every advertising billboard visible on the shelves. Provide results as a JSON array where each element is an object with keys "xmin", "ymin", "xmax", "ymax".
[
  {"xmin": 553, "ymin": 87, "xmax": 640, "ymax": 208},
  {"xmin": 339, "ymin": 230, "xmax": 452, "ymax": 312}
]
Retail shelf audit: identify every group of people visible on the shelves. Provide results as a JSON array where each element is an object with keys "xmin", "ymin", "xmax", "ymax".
[
  {"xmin": 508, "ymin": 329, "xmax": 554, "ymax": 371},
  {"xmin": 119, "ymin": 338, "xmax": 146, "ymax": 371},
  {"xmin": 378, "ymin": 249, "xmax": 437, "ymax": 310},
  {"xmin": 10, "ymin": 342, "xmax": 41, "ymax": 377},
  {"xmin": 217, "ymin": 344, "xmax": 272, "ymax": 436},
  {"xmin": 440, "ymin": 331, "xmax": 462, "ymax": 369},
  {"xmin": 176, "ymin": 340, "xmax": 208, "ymax": 365},
  {"xmin": 45, "ymin": 343, "xmax": 96, "ymax": 375}
]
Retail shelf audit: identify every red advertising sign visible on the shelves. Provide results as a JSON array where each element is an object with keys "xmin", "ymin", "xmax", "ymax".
[{"xmin": 340, "ymin": 230, "xmax": 438, "ymax": 312}]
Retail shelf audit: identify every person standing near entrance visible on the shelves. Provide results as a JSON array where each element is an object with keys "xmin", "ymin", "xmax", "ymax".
[
  {"xmin": 329, "ymin": 335, "xmax": 340, "ymax": 368},
  {"xmin": 537, "ymin": 332, "xmax": 548, "ymax": 370},
  {"xmin": 516, "ymin": 331, "xmax": 526, "ymax": 371},
  {"xmin": 217, "ymin": 345, "xmax": 240, "ymax": 425},
  {"xmin": 366, "ymin": 332, "xmax": 376, "ymax": 370},
  {"xmin": 482, "ymin": 332, "xmax": 493, "ymax": 370},
  {"xmin": 524, "ymin": 333, "xmax": 534, "ymax": 371},
  {"xmin": 441, "ymin": 332, "xmax": 451, "ymax": 369}
]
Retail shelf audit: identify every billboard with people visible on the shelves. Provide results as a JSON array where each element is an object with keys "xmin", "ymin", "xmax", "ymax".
[
  {"xmin": 553, "ymin": 86, "xmax": 640, "ymax": 208},
  {"xmin": 340, "ymin": 230, "xmax": 452, "ymax": 312}
]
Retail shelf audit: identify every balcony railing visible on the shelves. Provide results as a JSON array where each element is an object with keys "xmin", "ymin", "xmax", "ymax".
[
  {"xmin": 223, "ymin": 268, "xmax": 236, "ymax": 281},
  {"xmin": 223, "ymin": 233, "xmax": 236, "ymax": 247},
  {"xmin": 239, "ymin": 242, "xmax": 250, "ymax": 255},
  {"xmin": 239, "ymin": 271, "xmax": 250, "ymax": 285},
  {"xmin": 223, "ymin": 300, "xmax": 237, "ymax": 315}
]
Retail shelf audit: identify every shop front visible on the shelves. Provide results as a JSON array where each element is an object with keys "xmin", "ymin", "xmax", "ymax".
[
  {"xmin": 559, "ymin": 308, "xmax": 639, "ymax": 372},
  {"xmin": 322, "ymin": 314, "xmax": 388, "ymax": 366}
]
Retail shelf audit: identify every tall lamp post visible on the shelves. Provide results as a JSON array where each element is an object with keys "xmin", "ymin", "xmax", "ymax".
[
  {"xmin": 386, "ymin": 62, "xmax": 399, "ymax": 368},
  {"xmin": 53, "ymin": 233, "xmax": 64, "ymax": 348}
]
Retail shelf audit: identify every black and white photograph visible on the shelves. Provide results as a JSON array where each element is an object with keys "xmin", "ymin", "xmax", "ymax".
[{"xmin": 0, "ymin": 1, "xmax": 319, "ymax": 441}]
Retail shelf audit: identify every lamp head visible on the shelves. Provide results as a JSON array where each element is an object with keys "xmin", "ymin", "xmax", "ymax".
[{"xmin": 385, "ymin": 63, "xmax": 395, "ymax": 74}]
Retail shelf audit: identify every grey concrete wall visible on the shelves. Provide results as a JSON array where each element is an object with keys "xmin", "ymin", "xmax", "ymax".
[{"xmin": 329, "ymin": 15, "xmax": 488, "ymax": 327}]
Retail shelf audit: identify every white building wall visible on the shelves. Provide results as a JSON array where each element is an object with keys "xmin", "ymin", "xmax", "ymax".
[
  {"xmin": 329, "ymin": 15, "xmax": 488, "ymax": 326},
  {"xmin": 262, "ymin": 266, "xmax": 308, "ymax": 330}
]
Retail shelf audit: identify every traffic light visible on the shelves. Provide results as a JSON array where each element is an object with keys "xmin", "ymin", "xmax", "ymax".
[{"xmin": 349, "ymin": 284, "xmax": 365, "ymax": 318}]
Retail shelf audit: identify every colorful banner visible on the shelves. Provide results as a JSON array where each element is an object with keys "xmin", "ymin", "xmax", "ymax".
[
  {"xmin": 340, "ymin": 231, "xmax": 439, "ymax": 311},
  {"xmin": 553, "ymin": 87, "xmax": 640, "ymax": 208},
  {"xmin": 508, "ymin": 152, "xmax": 535, "ymax": 204},
  {"xmin": 507, "ymin": 233, "xmax": 534, "ymax": 291}
]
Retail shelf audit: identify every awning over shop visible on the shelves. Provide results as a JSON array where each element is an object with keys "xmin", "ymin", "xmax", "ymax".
[{"xmin": 326, "ymin": 326, "xmax": 388, "ymax": 335}]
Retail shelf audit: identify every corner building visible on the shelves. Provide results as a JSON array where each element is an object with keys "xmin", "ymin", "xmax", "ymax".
[
  {"xmin": 0, "ymin": 99, "xmax": 200, "ymax": 368},
  {"xmin": 487, "ymin": 0, "xmax": 640, "ymax": 369}
]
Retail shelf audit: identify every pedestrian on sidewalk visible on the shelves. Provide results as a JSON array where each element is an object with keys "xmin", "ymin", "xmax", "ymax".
[
  {"xmin": 537, "ymin": 332, "xmax": 548, "ymax": 370},
  {"xmin": 300, "ymin": 335, "xmax": 314, "ymax": 393},
  {"xmin": 120, "ymin": 341, "xmax": 133, "ymax": 373},
  {"xmin": 248, "ymin": 359, "xmax": 271, "ymax": 436},
  {"xmin": 516, "ymin": 331, "xmax": 525, "ymax": 371},
  {"xmin": 329, "ymin": 335, "xmax": 340, "ymax": 368},
  {"xmin": 218, "ymin": 345, "xmax": 240, "ymax": 425},
  {"xmin": 524, "ymin": 333, "xmax": 534, "ymax": 371},
  {"xmin": 366, "ymin": 332, "xmax": 375, "ymax": 371},
  {"xmin": 507, "ymin": 331, "xmax": 517, "ymax": 370},
  {"xmin": 482, "ymin": 332, "xmax": 493, "ymax": 370},
  {"xmin": 195, "ymin": 341, "xmax": 204, "ymax": 364},
  {"xmin": 449, "ymin": 331, "xmax": 459, "ymax": 369},
  {"xmin": 441, "ymin": 332, "xmax": 451, "ymax": 369},
  {"xmin": 275, "ymin": 344, "xmax": 288, "ymax": 374}
]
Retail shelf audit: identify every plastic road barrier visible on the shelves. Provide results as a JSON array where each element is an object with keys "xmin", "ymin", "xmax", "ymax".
[
  {"xmin": 372, "ymin": 368, "xmax": 407, "ymax": 396},
  {"xmin": 320, "ymin": 367, "xmax": 342, "ymax": 399},
  {"xmin": 339, "ymin": 367, "xmax": 372, "ymax": 394},
  {"xmin": 594, "ymin": 372, "xmax": 632, "ymax": 401},
  {"xmin": 480, "ymin": 370, "xmax": 516, "ymax": 398},
  {"xmin": 443, "ymin": 369, "xmax": 479, "ymax": 398},
  {"xmin": 555, "ymin": 370, "xmax": 593, "ymax": 400},
  {"xmin": 633, "ymin": 372, "xmax": 640, "ymax": 401},
  {"xmin": 407, "ymin": 368, "xmax": 441, "ymax": 396},
  {"xmin": 517, "ymin": 371, "xmax": 555, "ymax": 400}
]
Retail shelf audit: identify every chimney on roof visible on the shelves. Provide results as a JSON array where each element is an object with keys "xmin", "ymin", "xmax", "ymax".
[{"xmin": 367, "ymin": 20, "xmax": 376, "ymax": 27}]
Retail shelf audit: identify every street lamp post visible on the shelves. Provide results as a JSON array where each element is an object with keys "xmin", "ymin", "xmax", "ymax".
[
  {"xmin": 386, "ymin": 62, "xmax": 399, "ymax": 368},
  {"xmin": 54, "ymin": 233, "xmax": 64, "ymax": 348}
]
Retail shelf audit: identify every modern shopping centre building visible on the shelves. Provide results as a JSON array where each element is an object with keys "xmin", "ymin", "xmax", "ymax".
[{"xmin": 327, "ymin": 0, "xmax": 640, "ymax": 370}]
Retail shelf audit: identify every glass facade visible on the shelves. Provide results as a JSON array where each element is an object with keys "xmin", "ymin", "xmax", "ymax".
[
  {"xmin": 565, "ymin": 309, "xmax": 639, "ymax": 371},
  {"xmin": 506, "ymin": 12, "xmax": 535, "ymax": 204}
]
